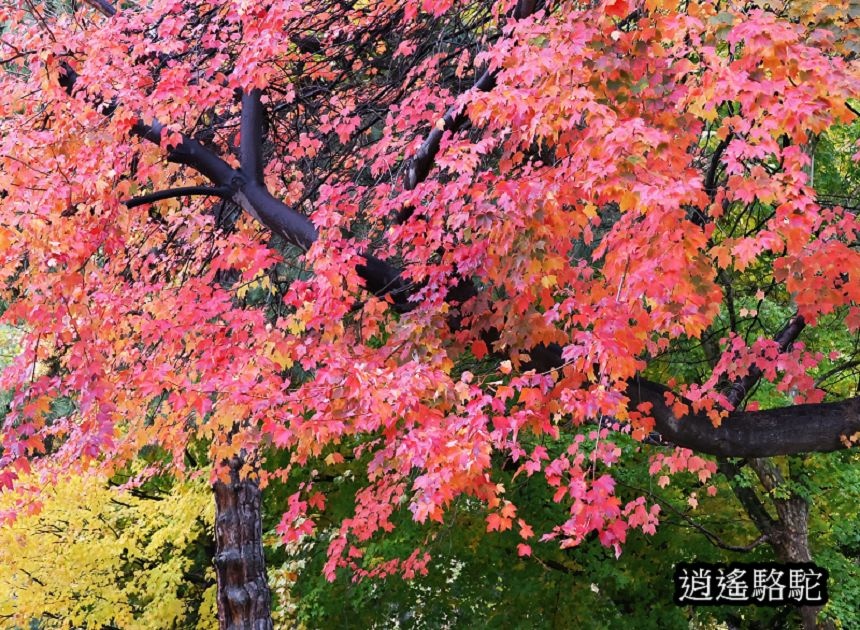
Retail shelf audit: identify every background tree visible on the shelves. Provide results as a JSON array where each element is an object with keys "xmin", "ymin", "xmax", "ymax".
[
  {"xmin": 0, "ymin": 468, "xmax": 217, "ymax": 629},
  {"xmin": 0, "ymin": 0, "xmax": 858, "ymax": 628}
]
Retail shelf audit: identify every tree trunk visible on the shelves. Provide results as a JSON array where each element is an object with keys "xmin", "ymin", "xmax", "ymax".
[
  {"xmin": 746, "ymin": 459, "xmax": 834, "ymax": 630},
  {"xmin": 212, "ymin": 458, "xmax": 273, "ymax": 630}
]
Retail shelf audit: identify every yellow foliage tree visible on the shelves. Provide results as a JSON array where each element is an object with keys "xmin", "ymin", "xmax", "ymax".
[{"xmin": 0, "ymin": 472, "xmax": 216, "ymax": 629}]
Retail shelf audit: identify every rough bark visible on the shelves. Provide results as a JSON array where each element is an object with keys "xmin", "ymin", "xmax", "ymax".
[
  {"xmin": 748, "ymin": 458, "xmax": 835, "ymax": 630},
  {"xmin": 718, "ymin": 458, "xmax": 833, "ymax": 629},
  {"xmin": 627, "ymin": 379, "xmax": 859, "ymax": 458},
  {"xmin": 212, "ymin": 458, "xmax": 273, "ymax": 630}
]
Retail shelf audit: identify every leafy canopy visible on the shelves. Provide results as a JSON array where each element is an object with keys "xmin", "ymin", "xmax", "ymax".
[{"xmin": 0, "ymin": 0, "xmax": 858, "ymax": 583}]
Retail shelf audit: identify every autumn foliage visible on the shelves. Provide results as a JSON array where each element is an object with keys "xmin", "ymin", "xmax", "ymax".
[{"xmin": 0, "ymin": 0, "xmax": 858, "ymax": 608}]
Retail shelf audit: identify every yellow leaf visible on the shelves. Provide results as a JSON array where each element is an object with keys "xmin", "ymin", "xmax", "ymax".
[
  {"xmin": 541, "ymin": 274, "xmax": 557, "ymax": 288},
  {"xmin": 269, "ymin": 342, "xmax": 294, "ymax": 370},
  {"xmin": 619, "ymin": 190, "xmax": 638, "ymax": 212}
]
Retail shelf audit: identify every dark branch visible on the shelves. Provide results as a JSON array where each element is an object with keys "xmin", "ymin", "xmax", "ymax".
[
  {"xmin": 130, "ymin": 118, "xmax": 237, "ymax": 185},
  {"xmin": 395, "ymin": 0, "xmax": 540, "ymax": 223},
  {"xmin": 59, "ymin": 61, "xmax": 409, "ymax": 304},
  {"xmin": 240, "ymin": 90, "xmax": 264, "ymax": 183},
  {"xmin": 486, "ymin": 323, "xmax": 860, "ymax": 457},
  {"xmin": 723, "ymin": 315, "xmax": 805, "ymax": 409},
  {"xmin": 534, "ymin": 556, "xmax": 583, "ymax": 575},
  {"xmin": 624, "ymin": 480, "xmax": 770, "ymax": 553},
  {"xmin": 717, "ymin": 459, "xmax": 779, "ymax": 534},
  {"xmin": 400, "ymin": 67, "xmax": 496, "ymax": 198},
  {"xmin": 704, "ymin": 132, "xmax": 733, "ymax": 200},
  {"xmin": 514, "ymin": 0, "xmax": 538, "ymax": 19},
  {"xmin": 84, "ymin": 0, "xmax": 116, "ymax": 18},
  {"xmin": 627, "ymin": 379, "xmax": 860, "ymax": 458},
  {"xmin": 123, "ymin": 185, "xmax": 231, "ymax": 208}
]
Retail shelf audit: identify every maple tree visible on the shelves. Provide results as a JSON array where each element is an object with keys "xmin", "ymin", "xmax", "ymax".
[{"xmin": 1, "ymin": 0, "xmax": 859, "ymax": 627}]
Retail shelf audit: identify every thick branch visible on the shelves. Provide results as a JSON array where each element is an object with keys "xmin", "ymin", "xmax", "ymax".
[
  {"xmin": 240, "ymin": 90, "xmax": 264, "ymax": 183},
  {"xmin": 490, "ymin": 325, "xmax": 859, "ymax": 457},
  {"xmin": 400, "ymin": 67, "xmax": 496, "ymax": 197},
  {"xmin": 59, "ymin": 63, "xmax": 409, "ymax": 303},
  {"xmin": 628, "ymin": 379, "xmax": 860, "ymax": 457},
  {"xmin": 624, "ymin": 314, "xmax": 853, "ymax": 457},
  {"xmin": 130, "ymin": 118, "xmax": 238, "ymax": 184},
  {"xmin": 232, "ymin": 181, "xmax": 318, "ymax": 250},
  {"xmin": 514, "ymin": 0, "xmax": 539, "ymax": 19}
]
